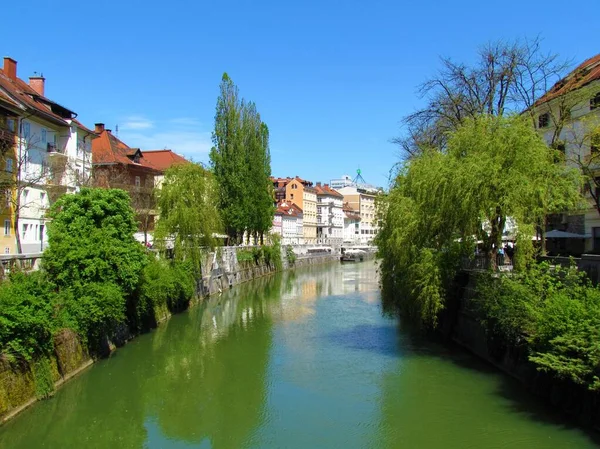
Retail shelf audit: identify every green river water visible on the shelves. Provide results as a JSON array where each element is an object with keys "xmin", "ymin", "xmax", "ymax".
[{"xmin": 1, "ymin": 260, "xmax": 599, "ymax": 448}]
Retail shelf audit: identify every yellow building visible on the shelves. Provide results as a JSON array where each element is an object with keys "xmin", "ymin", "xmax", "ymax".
[
  {"xmin": 0, "ymin": 102, "xmax": 18, "ymax": 255},
  {"xmin": 284, "ymin": 177, "xmax": 317, "ymax": 245}
]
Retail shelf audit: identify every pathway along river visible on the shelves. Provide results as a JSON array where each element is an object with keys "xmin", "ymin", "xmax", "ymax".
[{"xmin": 1, "ymin": 261, "xmax": 599, "ymax": 448}]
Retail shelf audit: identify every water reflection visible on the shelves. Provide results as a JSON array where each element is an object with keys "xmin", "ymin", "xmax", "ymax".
[{"xmin": 1, "ymin": 261, "xmax": 598, "ymax": 449}]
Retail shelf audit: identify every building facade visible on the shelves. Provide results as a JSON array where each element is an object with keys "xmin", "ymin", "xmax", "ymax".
[
  {"xmin": 343, "ymin": 202, "xmax": 361, "ymax": 243},
  {"xmin": 273, "ymin": 176, "xmax": 317, "ymax": 244},
  {"xmin": 534, "ymin": 54, "xmax": 600, "ymax": 254},
  {"xmin": 314, "ymin": 182, "xmax": 343, "ymax": 245},
  {"xmin": 0, "ymin": 57, "xmax": 95, "ymax": 254},
  {"xmin": 275, "ymin": 201, "xmax": 303, "ymax": 245},
  {"xmin": 337, "ymin": 185, "xmax": 379, "ymax": 244}
]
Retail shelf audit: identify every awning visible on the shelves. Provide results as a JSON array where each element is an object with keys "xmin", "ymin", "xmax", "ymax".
[{"xmin": 545, "ymin": 230, "xmax": 591, "ymax": 239}]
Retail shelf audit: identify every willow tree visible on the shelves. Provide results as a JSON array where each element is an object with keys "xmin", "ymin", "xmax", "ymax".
[
  {"xmin": 377, "ymin": 114, "xmax": 582, "ymax": 327},
  {"xmin": 154, "ymin": 163, "xmax": 221, "ymax": 273}
]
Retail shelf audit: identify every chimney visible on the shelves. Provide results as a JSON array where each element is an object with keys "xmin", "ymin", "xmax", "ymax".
[
  {"xmin": 94, "ymin": 123, "xmax": 105, "ymax": 134},
  {"xmin": 29, "ymin": 75, "xmax": 45, "ymax": 96},
  {"xmin": 3, "ymin": 57, "xmax": 16, "ymax": 81},
  {"xmin": 316, "ymin": 182, "xmax": 321, "ymax": 187}
]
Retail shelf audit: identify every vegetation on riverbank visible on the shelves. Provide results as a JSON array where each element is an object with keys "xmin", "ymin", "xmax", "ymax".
[
  {"xmin": 376, "ymin": 114, "xmax": 580, "ymax": 327},
  {"xmin": 0, "ymin": 189, "xmax": 196, "ymax": 367},
  {"xmin": 473, "ymin": 263, "xmax": 600, "ymax": 391}
]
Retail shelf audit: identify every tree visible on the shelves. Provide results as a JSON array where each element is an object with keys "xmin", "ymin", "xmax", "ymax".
[
  {"xmin": 210, "ymin": 73, "xmax": 274, "ymax": 244},
  {"xmin": 210, "ymin": 73, "xmax": 247, "ymax": 243},
  {"xmin": 154, "ymin": 163, "xmax": 221, "ymax": 273},
  {"xmin": 43, "ymin": 188, "xmax": 146, "ymax": 293},
  {"xmin": 377, "ymin": 115, "xmax": 581, "ymax": 327},
  {"xmin": 91, "ymin": 165, "xmax": 157, "ymax": 245},
  {"xmin": 43, "ymin": 188, "xmax": 147, "ymax": 346},
  {"xmin": 395, "ymin": 38, "xmax": 569, "ymax": 158},
  {"xmin": 242, "ymin": 104, "xmax": 275, "ymax": 244}
]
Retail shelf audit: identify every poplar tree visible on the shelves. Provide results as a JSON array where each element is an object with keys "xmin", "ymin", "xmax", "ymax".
[
  {"xmin": 210, "ymin": 73, "xmax": 274, "ymax": 244},
  {"xmin": 210, "ymin": 73, "xmax": 247, "ymax": 243}
]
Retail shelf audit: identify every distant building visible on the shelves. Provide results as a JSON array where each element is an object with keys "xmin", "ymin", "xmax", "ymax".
[
  {"xmin": 314, "ymin": 182, "xmax": 343, "ymax": 245},
  {"xmin": 272, "ymin": 176, "xmax": 317, "ymax": 244},
  {"xmin": 337, "ymin": 185, "xmax": 379, "ymax": 244},
  {"xmin": 274, "ymin": 200, "xmax": 303, "ymax": 245},
  {"xmin": 343, "ymin": 202, "xmax": 361, "ymax": 244},
  {"xmin": 330, "ymin": 174, "xmax": 354, "ymax": 190}
]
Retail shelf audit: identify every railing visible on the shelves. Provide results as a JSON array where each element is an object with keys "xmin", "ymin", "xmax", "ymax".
[
  {"xmin": 47, "ymin": 142, "xmax": 67, "ymax": 154},
  {"xmin": 0, "ymin": 252, "xmax": 43, "ymax": 278}
]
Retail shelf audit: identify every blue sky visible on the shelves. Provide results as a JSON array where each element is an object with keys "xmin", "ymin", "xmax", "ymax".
[{"xmin": 3, "ymin": 0, "xmax": 599, "ymax": 188}]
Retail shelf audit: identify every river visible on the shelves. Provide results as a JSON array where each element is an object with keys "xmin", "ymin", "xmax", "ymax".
[{"xmin": 0, "ymin": 260, "xmax": 598, "ymax": 448}]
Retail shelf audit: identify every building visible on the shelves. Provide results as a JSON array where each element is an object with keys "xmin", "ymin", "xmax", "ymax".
[
  {"xmin": 314, "ymin": 182, "xmax": 343, "ymax": 245},
  {"xmin": 330, "ymin": 174, "xmax": 354, "ymax": 190},
  {"xmin": 343, "ymin": 202, "xmax": 361, "ymax": 244},
  {"xmin": 0, "ymin": 57, "xmax": 95, "ymax": 254},
  {"xmin": 272, "ymin": 176, "xmax": 317, "ymax": 244},
  {"xmin": 534, "ymin": 54, "xmax": 600, "ymax": 254},
  {"xmin": 337, "ymin": 185, "xmax": 379, "ymax": 244},
  {"xmin": 275, "ymin": 201, "xmax": 303, "ymax": 245},
  {"xmin": 92, "ymin": 123, "xmax": 162, "ymax": 240},
  {"xmin": 142, "ymin": 149, "xmax": 189, "ymax": 188}
]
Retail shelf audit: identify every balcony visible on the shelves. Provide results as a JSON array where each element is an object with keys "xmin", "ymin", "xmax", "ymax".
[{"xmin": 46, "ymin": 142, "xmax": 67, "ymax": 156}]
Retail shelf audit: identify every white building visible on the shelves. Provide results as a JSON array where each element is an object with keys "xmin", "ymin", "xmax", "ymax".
[
  {"xmin": 343, "ymin": 203, "xmax": 361, "ymax": 244},
  {"xmin": 0, "ymin": 57, "xmax": 95, "ymax": 254},
  {"xmin": 314, "ymin": 182, "xmax": 343, "ymax": 245},
  {"xmin": 337, "ymin": 185, "xmax": 380, "ymax": 244},
  {"xmin": 330, "ymin": 174, "xmax": 354, "ymax": 190},
  {"xmin": 275, "ymin": 201, "xmax": 304, "ymax": 245},
  {"xmin": 534, "ymin": 54, "xmax": 600, "ymax": 254}
]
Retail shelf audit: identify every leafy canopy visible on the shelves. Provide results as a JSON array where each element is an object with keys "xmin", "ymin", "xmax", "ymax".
[{"xmin": 377, "ymin": 114, "xmax": 582, "ymax": 327}]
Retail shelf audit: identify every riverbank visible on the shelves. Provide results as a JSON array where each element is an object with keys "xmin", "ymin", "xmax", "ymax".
[
  {"xmin": 0, "ymin": 247, "xmax": 339, "ymax": 424},
  {"xmin": 441, "ymin": 270, "xmax": 600, "ymax": 432}
]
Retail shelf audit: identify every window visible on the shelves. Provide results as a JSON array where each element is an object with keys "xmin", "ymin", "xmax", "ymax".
[
  {"xmin": 40, "ymin": 224, "xmax": 44, "ymax": 242},
  {"xmin": 4, "ymin": 247, "xmax": 9, "ymax": 254},
  {"xmin": 135, "ymin": 176, "xmax": 141, "ymax": 187},
  {"xmin": 6, "ymin": 159, "xmax": 12, "ymax": 173},
  {"xmin": 591, "ymin": 92, "xmax": 600, "ymax": 110},
  {"xmin": 22, "ymin": 189, "xmax": 28, "ymax": 202},
  {"xmin": 22, "ymin": 223, "xmax": 28, "ymax": 240},
  {"xmin": 23, "ymin": 122, "xmax": 30, "ymax": 138},
  {"xmin": 5, "ymin": 190, "xmax": 10, "ymax": 209},
  {"xmin": 290, "ymin": 194, "xmax": 294, "ymax": 200},
  {"xmin": 40, "ymin": 192, "xmax": 45, "ymax": 202},
  {"xmin": 6, "ymin": 119, "xmax": 15, "ymax": 132},
  {"xmin": 41, "ymin": 129, "xmax": 47, "ymax": 144},
  {"xmin": 4, "ymin": 220, "xmax": 9, "ymax": 236},
  {"xmin": 538, "ymin": 113, "xmax": 550, "ymax": 128}
]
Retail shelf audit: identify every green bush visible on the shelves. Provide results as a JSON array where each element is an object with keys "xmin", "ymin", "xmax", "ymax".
[
  {"xmin": 474, "ymin": 262, "xmax": 600, "ymax": 390},
  {"xmin": 285, "ymin": 245, "xmax": 296, "ymax": 266},
  {"xmin": 138, "ymin": 256, "xmax": 195, "ymax": 314},
  {"xmin": 0, "ymin": 271, "xmax": 55, "ymax": 362},
  {"xmin": 56, "ymin": 282, "xmax": 126, "ymax": 348}
]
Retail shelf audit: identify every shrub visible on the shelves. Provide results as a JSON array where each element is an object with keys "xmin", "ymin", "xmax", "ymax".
[{"xmin": 0, "ymin": 271, "xmax": 55, "ymax": 362}]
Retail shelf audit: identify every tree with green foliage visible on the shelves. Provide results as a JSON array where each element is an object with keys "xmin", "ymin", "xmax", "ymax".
[
  {"xmin": 210, "ymin": 73, "xmax": 274, "ymax": 244},
  {"xmin": 154, "ymin": 163, "xmax": 221, "ymax": 273},
  {"xmin": 43, "ymin": 188, "xmax": 147, "ymax": 346},
  {"xmin": 243, "ymin": 104, "xmax": 275, "ymax": 244},
  {"xmin": 210, "ymin": 73, "xmax": 247, "ymax": 243},
  {"xmin": 377, "ymin": 114, "xmax": 582, "ymax": 327}
]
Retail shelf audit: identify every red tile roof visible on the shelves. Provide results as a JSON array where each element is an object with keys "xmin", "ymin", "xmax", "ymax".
[
  {"xmin": 92, "ymin": 130, "xmax": 161, "ymax": 173},
  {"xmin": 142, "ymin": 149, "xmax": 189, "ymax": 172},
  {"xmin": 536, "ymin": 53, "xmax": 600, "ymax": 106},
  {"xmin": 276, "ymin": 201, "xmax": 303, "ymax": 217},
  {"xmin": 0, "ymin": 66, "xmax": 73, "ymax": 126},
  {"xmin": 314, "ymin": 184, "xmax": 343, "ymax": 198}
]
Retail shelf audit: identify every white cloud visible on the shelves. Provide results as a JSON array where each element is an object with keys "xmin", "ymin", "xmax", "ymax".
[
  {"xmin": 118, "ymin": 115, "xmax": 212, "ymax": 162},
  {"xmin": 121, "ymin": 116, "xmax": 154, "ymax": 130}
]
